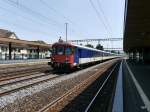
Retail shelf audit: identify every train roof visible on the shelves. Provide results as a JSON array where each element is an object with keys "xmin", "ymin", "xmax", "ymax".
[
  {"xmin": 74, "ymin": 44, "xmax": 116, "ymax": 55},
  {"xmin": 53, "ymin": 41, "xmax": 116, "ymax": 55}
]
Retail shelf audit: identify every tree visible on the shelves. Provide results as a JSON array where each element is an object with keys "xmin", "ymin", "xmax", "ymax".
[
  {"xmin": 96, "ymin": 44, "xmax": 103, "ymax": 50},
  {"xmin": 117, "ymin": 51, "xmax": 120, "ymax": 54},
  {"xmin": 111, "ymin": 50, "xmax": 116, "ymax": 53},
  {"xmin": 80, "ymin": 43, "xmax": 83, "ymax": 46},
  {"xmin": 31, "ymin": 40, "xmax": 47, "ymax": 44},
  {"xmin": 85, "ymin": 44, "xmax": 94, "ymax": 48}
]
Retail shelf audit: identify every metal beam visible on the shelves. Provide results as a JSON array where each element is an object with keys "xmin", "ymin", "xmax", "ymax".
[
  {"xmin": 0, "ymin": 37, "xmax": 51, "ymax": 48},
  {"xmin": 69, "ymin": 38, "xmax": 123, "ymax": 42},
  {"xmin": 37, "ymin": 46, "xmax": 40, "ymax": 59},
  {"xmin": 9, "ymin": 42, "xmax": 12, "ymax": 60},
  {"xmin": 124, "ymin": 0, "xmax": 150, "ymax": 52}
]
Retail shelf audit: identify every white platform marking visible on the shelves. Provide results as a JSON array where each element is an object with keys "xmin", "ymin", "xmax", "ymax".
[
  {"xmin": 125, "ymin": 60, "xmax": 150, "ymax": 112},
  {"xmin": 112, "ymin": 61, "xmax": 123, "ymax": 112}
]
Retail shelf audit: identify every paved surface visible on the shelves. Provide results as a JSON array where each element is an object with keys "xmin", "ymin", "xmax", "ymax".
[
  {"xmin": 112, "ymin": 61, "xmax": 123, "ymax": 112},
  {"xmin": 123, "ymin": 60, "xmax": 150, "ymax": 112},
  {"xmin": 0, "ymin": 59, "xmax": 50, "ymax": 65}
]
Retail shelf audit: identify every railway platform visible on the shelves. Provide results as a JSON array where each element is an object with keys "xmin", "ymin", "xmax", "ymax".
[
  {"xmin": 0, "ymin": 59, "xmax": 50, "ymax": 66},
  {"xmin": 1, "ymin": 58, "xmax": 150, "ymax": 112},
  {"xmin": 85, "ymin": 59, "xmax": 150, "ymax": 112},
  {"xmin": 113, "ymin": 59, "xmax": 150, "ymax": 112},
  {"xmin": 123, "ymin": 60, "xmax": 150, "ymax": 112}
]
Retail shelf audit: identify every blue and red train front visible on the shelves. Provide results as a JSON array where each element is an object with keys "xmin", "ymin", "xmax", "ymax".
[{"xmin": 51, "ymin": 42, "xmax": 75, "ymax": 69}]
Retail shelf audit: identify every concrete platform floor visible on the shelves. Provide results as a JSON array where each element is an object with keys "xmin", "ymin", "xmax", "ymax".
[{"xmin": 123, "ymin": 60, "xmax": 150, "ymax": 112}]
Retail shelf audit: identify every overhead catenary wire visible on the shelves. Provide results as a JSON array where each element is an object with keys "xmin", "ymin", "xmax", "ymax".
[
  {"xmin": 6, "ymin": 0, "xmax": 83, "ymax": 39},
  {"xmin": 0, "ymin": 6, "xmax": 60, "ymax": 34},
  {"xmin": 1, "ymin": 0, "xmax": 84, "ymax": 40},
  {"xmin": 0, "ymin": 0, "xmax": 116, "ymax": 42},
  {"xmin": 89, "ymin": 0, "xmax": 111, "ymax": 36},
  {"xmin": 39, "ymin": 0, "xmax": 90, "ymax": 38},
  {"xmin": 0, "ymin": 6, "xmax": 59, "ymax": 35},
  {"xmin": 1, "ymin": 0, "xmax": 66, "ymax": 37},
  {"xmin": 0, "ymin": 19, "xmax": 55, "ymax": 37},
  {"xmin": 4, "ymin": 0, "xmax": 63, "ymax": 29},
  {"xmin": 97, "ymin": 0, "xmax": 112, "ymax": 34},
  {"xmin": 39, "ymin": 0, "xmax": 75, "ymax": 25}
]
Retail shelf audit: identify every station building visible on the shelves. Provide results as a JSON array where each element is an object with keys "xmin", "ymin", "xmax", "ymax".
[{"xmin": 0, "ymin": 29, "xmax": 51, "ymax": 60}]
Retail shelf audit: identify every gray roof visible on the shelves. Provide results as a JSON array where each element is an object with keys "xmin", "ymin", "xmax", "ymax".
[{"xmin": 0, "ymin": 29, "xmax": 18, "ymax": 39}]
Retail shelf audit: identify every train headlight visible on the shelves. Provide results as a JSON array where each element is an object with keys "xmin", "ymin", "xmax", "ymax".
[
  {"xmin": 65, "ymin": 57, "xmax": 69, "ymax": 63},
  {"xmin": 65, "ymin": 60, "xmax": 69, "ymax": 63}
]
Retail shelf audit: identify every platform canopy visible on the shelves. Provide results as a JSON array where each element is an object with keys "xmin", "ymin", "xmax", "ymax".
[
  {"xmin": 0, "ymin": 29, "xmax": 51, "ymax": 49},
  {"xmin": 124, "ymin": 0, "xmax": 150, "ymax": 52},
  {"xmin": 0, "ymin": 37, "xmax": 51, "ymax": 48}
]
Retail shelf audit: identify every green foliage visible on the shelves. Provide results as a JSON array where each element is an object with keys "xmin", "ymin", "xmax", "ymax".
[
  {"xmin": 96, "ymin": 44, "xmax": 103, "ymax": 50},
  {"xmin": 31, "ymin": 40, "xmax": 47, "ymax": 44},
  {"xmin": 85, "ymin": 44, "xmax": 94, "ymax": 48}
]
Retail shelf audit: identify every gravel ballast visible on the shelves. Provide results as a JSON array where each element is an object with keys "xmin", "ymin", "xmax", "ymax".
[{"xmin": 0, "ymin": 60, "xmax": 116, "ymax": 112}]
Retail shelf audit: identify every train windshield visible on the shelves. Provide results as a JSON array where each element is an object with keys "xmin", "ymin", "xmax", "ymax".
[
  {"xmin": 65, "ymin": 48, "xmax": 71, "ymax": 55},
  {"xmin": 52, "ymin": 47, "xmax": 64, "ymax": 55},
  {"xmin": 52, "ymin": 46, "xmax": 74, "ymax": 55},
  {"xmin": 57, "ymin": 47, "xmax": 64, "ymax": 55}
]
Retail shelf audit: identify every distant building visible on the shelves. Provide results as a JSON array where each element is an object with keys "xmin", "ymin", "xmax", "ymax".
[
  {"xmin": 0, "ymin": 29, "xmax": 51, "ymax": 60},
  {"xmin": 0, "ymin": 29, "xmax": 19, "ymax": 39}
]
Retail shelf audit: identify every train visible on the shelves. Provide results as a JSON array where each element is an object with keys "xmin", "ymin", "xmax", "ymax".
[{"xmin": 48, "ymin": 40, "xmax": 119, "ymax": 70}]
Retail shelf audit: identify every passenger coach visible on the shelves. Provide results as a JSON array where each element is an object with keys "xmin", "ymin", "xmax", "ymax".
[{"xmin": 49, "ymin": 40, "xmax": 117, "ymax": 70}]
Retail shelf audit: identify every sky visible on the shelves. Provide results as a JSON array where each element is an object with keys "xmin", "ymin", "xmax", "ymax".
[{"xmin": 0, "ymin": 0, "xmax": 125, "ymax": 49}]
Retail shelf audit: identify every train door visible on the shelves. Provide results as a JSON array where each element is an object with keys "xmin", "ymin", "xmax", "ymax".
[{"xmin": 74, "ymin": 47, "xmax": 79, "ymax": 64}]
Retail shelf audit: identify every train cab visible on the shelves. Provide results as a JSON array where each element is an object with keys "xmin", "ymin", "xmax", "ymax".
[
  {"xmin": 49, "ymin": 39, "xmax": 119, "ymax": 71},
  {"xmin": 51, "ymin": 41, "xmax": 75, "ymax": 69}
]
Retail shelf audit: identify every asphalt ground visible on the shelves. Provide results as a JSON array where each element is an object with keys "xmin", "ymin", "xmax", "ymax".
[{"xmin": 123, "ymin": 60, "xmax": 150, "ymax": 112}]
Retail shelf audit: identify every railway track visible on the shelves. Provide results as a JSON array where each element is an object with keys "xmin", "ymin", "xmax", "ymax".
[
  {"xmin": 0, "ymin": 59, "xmax": 49, "ymax": 69},
  {"xmin": 84, "ymin": 62, "xmax": 119, "ymax": 112},
  {"xmin": 38, "ymin": 60, "xmax": 119, "ymax": 112},
  {"xmin": 0, "ymin": 61, "xmax": 109, "ymax": 97},
  {"xmin": 0, "ymin": 61, "xmax": 57, "ymax": 97},
  {"xmin": 0, "ymin": 59, "xmax": 121, "ymax": 112},
  {"xmin": 0, "ymin": 72, "xmax": 51, "ymax": 86},
  {"xmin": 0, "ymin": 65, "xmax": 51, "ymax": 81},
  {"xmin": 60, "ymin": 61, "xmax": 120, "ymax": 112},
  {"xmin": 0, "ymin": 73, "xmax": 59, "ymax": 96},
  {"xmin": 0, "ymin": 64, "xmax": 50, "ymax": 74}
]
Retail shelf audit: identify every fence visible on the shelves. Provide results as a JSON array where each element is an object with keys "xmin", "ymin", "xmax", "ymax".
[{"xmin": 0, "ymin": 53, "xmax": 49, "ymax": 60}]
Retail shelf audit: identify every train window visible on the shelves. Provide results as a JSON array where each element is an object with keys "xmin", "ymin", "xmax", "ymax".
[
  {"xmin": 52, "ymin": 48, "xmax": 56, "ymax": 54},
  {"xmin": 57, "ymin": 47, "xmax": 64, "ymax": 55},
  {"xmin": 71, "ymin": 48, "xmax": 75, "ymax": 54},
  {"xmin": 65, "ymin": 48, "xmax": 71, "ymax": 55}
]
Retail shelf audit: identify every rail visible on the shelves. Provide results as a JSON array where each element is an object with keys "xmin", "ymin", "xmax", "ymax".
[
  {"xmin": 84, "ymin": 63, "xmax": 118, "ymax": 112},
  {"xmin": 0, "ymin": 59, "xmax": 50, "ymax": 65},
  {"xmin": 38, "ymin": 60, "xmax": 118, "ymax": 112}
]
